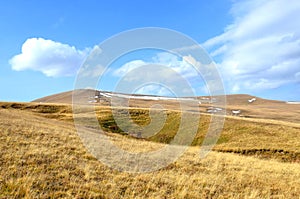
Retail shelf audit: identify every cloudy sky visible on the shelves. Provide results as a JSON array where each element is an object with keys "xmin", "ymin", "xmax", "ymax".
[{"xmin": 1, "ymin": 0, "xmax": 300, "ymax": 101}]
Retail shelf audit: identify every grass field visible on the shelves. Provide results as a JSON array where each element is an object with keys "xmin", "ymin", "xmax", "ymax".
[{"xmin": 1, "ymin": 101, "xmax": 300, "ymax": 198}]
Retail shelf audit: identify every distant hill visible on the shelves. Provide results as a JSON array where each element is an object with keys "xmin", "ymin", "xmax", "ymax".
[
  {"xmin": 32, "ymin": 89, "xmax": 100, "ymax": 104},
  {"xmin": 32, "ymin": 89, "xmax": 284, "ymax": 106},
  {"xmin": 224, "ymin": 94, "xmax": 284, "ymax": 106}
]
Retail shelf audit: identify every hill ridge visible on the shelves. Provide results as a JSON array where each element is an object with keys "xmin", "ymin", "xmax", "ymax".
[{"xmin": 32, "ymin": 89, "xmax": 283, "ymax": 105}]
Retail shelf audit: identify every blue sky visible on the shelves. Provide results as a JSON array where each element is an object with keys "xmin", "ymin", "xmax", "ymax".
[{"xmin": 1, "ymin": 0, "xmax": 300, "ymax": 101}]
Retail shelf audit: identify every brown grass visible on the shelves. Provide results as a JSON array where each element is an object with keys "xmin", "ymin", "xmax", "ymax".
[{"xmin": 1, "ymin": 102, "xmax": 300, "ymax": 198}]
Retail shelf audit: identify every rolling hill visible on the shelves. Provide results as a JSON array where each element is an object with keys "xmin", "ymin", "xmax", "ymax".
[
  {"xmin": 32, "ymin": 89, "xmax": 299, "ymax": 123},
  {"xmin": 33, "ymin": 89, "xmax": 280, "ymax": 105},
  {"xmin": 1, "ymin": 90, "xmax": 300, "ymax": 198},
  {"xmin": 1, "ymin": 100, "xmax": 300, "ymax": 198}
]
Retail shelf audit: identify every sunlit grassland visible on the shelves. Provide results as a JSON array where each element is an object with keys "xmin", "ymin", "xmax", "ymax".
[{"xmin": 1, "ymin": 102, "xmax": 300, "ymax": 198}]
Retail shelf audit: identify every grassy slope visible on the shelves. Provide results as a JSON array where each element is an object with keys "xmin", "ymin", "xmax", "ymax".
[
  {"xmin": 1, "ymin": 106, "xmax": 300, "ymax": 198},
  {"xmin": 95, "ymin": 106, "xmax": 300, "ymax": 163},
  {"xmin": 2, "ymin": 102, "xmax": 300, "ymax": 162},
  {"xmin": 1, "ymin": 102, "xmax": 300, "ymax": 198}
]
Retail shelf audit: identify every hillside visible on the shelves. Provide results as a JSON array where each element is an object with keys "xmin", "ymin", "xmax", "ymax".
[
  {"xmin": 32, "ymin": 89, "xmax": 99, "ymax": 104},
  {"xmin": 1, "ymin": 90, "xmax": 299, "ymax": 198},
  {"xmin": 32, "ymin": 89, "xmax": 300, "ymax": 124},
  {"xmin": 33, "ymin": 90, "xmax": 281, "ymax": 105},
  {"xmin": 224, "ymin": 94, "xmax": 284, "ymax": 105},
  {"xmin": 1, "ymin": 102, "xmax": 300, "ymax": 198}
]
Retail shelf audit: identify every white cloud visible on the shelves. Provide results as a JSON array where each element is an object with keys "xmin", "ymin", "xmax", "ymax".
[
  {"xmin": 135, "ymin": 84, "xmax": 174, "ymax": 97},
  {"xmin": 9, "ymin": 38, "xmax": 89, "ymax": 77},
  {"xmin": 79, "ymin": 64, "xmax": 105, "ymax": 78},
  {"xmin": 113, "ymin": 60, "xmax": 146, "ymax": 76},
  {"xmin": 111, "ymin": 52, "xmax": 205, "ymax": 96},
  {"xmin": 113, "ymin": 52, "xmax": 199, "ymax": 79},
  {"xmin": 203, "ymin": 0, "xmax": 300, "ymax": 93}
]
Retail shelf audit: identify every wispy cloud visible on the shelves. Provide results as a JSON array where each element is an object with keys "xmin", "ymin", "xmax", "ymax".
[
  {"xmin": 113, "ymin": 60, "xmax": 146, "ymax": 77},
  {"xmin": 203, "ymin": 0, "xmax": 300, "ymax": 93},
  {"xmin": 111, "ymin": 52, "xmax": 201, "ymax": 96},
  {"xmin": 9, "ymin": 38, "xmax": 89, "ymax": 77},
  {"xmin": 113, "ymin": 52, "xmax": 199, "ymax": 79},
  {"xmin": 135, "ymin": 84, "xmax": 174, "ymax": 97}
]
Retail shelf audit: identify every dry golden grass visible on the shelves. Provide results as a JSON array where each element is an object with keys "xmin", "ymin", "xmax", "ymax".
[{"xmin": 1, "ymin": 102, "xmax": 300, "ymax": 198}]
